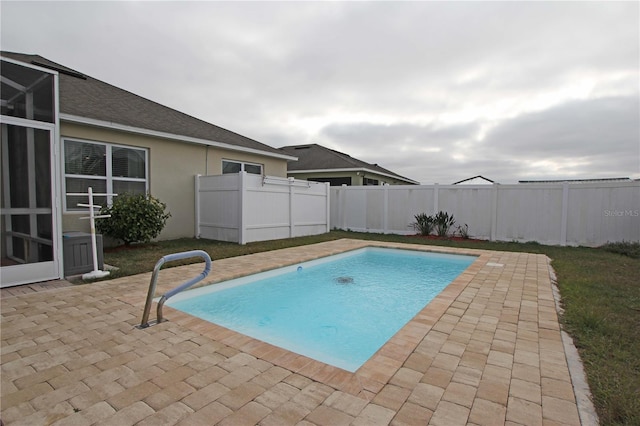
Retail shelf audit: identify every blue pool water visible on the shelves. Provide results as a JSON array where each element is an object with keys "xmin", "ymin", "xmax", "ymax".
[{"xmin": 168, "ymin": 247, "xmax": 475, "ymax": 372}]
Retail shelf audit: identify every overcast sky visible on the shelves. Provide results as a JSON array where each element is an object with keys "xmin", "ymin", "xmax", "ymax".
[{"xmin": 2, "ymin": 1, "xmax": 638, "ymax": 184}]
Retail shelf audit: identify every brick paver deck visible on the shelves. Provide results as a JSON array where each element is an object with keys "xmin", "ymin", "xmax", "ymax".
[{"xmin": 1, "ymin": 239, "xmax": 587, "ymax": 425}]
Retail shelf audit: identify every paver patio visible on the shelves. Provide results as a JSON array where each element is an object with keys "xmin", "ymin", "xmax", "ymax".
[{"xmin": 1, "ymin": 239, "xmax": 589, "ymax": 425}]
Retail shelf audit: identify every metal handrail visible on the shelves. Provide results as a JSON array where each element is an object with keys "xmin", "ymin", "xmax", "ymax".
[{"xmin": 137, "ymin": 250, "xmax": 212, "ymax": 329}]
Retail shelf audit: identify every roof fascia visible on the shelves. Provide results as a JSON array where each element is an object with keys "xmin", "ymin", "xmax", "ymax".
[
  {"xmin": 289, "ymin": 167, "xmax": 419, "ymax": 184},
  {"xmin": 60, "ymin": 113, "xmax": 297, "ymax": 161}
]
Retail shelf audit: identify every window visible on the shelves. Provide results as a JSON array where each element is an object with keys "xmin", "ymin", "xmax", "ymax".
[
  {"xmin": 222, "ymin": 160, "xmax": 263, "ymax": 175},
  {"xmin": 63, "ymin": 139, "xmax": 148, "ymax": 211},
  {"xmin": 363, "ymin": 178, "xmax": 379, "ymax": 186}
]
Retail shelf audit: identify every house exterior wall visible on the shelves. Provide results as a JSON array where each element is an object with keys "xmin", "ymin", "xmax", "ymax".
[
  {"xmin": 288, "ymin": 170, "xmax": 410, "ymax": 186},
  {"xmin": 60, "ymin": 122, "xmax": 288, "ymax": 242}
]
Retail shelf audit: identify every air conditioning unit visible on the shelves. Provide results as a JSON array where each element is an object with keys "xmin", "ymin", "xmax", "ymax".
[{"xmin": 62, "ymin": 232, "xmax": 104, "ymax": 277}]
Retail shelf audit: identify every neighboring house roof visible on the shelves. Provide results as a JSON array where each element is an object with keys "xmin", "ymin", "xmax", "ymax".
[
  {"xmin": 518, "ymin": 177, "xmax": 632, "ymax": 184},
  {"xmin": 279, "ymin": 144, "xmax": 419, "ymax": 184},
  {"xmin": 452, "ymin": 175, "xmax": 495, "ymax": 185},
  {"xmin": 1, "ymin": 52, "xmax": 294, "ymax": 160}
]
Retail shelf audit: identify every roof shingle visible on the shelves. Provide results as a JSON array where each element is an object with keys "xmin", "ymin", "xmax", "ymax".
[
  {"xmin": 280, "ymin": 144, "xmax": 418, "ymax": 184},
  {"xmin": 1, "ymin": 51, "xmax": 289, "ymax": 158}
]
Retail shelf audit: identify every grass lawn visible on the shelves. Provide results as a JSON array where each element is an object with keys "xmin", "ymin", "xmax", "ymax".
[{"xmin": 101, "ymin": 231, "xmax": 639, "ymax": 425}]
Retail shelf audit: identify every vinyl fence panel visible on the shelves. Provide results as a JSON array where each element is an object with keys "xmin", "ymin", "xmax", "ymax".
[
  {"xmin": 565, "ymin": 182, "xmax": 640, "ymax": 246},
  {"xmin": 196, "ymin": 173, "xmax": 242, "ymax": 243},
  {"xmin": 330, "ymin": 182, "xmax": 639, "ymax": 246},
  {"xmin": 437, "ymin": 186, "xmax": 494, "ymax": 238},
  {"xmin": 494, "ymin": 184, "xmax": 565, "ymax": 244},
  {"xmin": 196, "ymin": 173, "xmax": 330, "ymax": 244},
  {"xmin": 292, "ymin": 181, "xmax": 332, "ymax": 238}
]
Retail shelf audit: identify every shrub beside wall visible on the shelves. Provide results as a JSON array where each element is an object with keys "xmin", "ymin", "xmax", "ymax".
[{"xmin": 97, "ymin": 193, "xmax": 171, "ymax": 246}]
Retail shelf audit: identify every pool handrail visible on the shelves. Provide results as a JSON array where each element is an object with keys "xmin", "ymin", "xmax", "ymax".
[{"xmin": 137, "ymin": 250, "xmax": 212, "ymax": 329}]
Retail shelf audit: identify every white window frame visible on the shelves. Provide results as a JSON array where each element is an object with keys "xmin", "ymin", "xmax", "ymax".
[
  {"xmin": 62, "ymin": 138, "xmax": 148, "ymax": 212},
  {"xmin": 222, "ymin": 159, "xmax": 263, "ymax": 175}
]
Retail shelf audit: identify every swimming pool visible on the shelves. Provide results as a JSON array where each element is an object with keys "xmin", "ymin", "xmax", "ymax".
[{"xmin": 167, "ymin": 247, "xmax": 475, "ymax": 372}]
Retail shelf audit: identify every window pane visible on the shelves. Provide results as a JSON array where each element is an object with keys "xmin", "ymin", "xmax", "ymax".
[
  {"xmin": 113, "ymin": 147, "xmax": 145, "ymax": 178},
  {"xmin": 65, "ymin": 141, "xmax": 106, "ymax": 176},
  {"xmin": 65, "ymin": 178, "xmax": 107, "ymax": 210},
  {"xmin": 364, "ymin": 178, "xmax": 379, "ymax": 186},
  {"xmin": 222, "ymin": 161, "xmax": 241, "ymax": 174},
  {"xmin": 245, "ymin": 164, "xmax": 262, "ymax": 175},
  {"xmin": 113, "ymin": 180, "xmax": 146, "ymax": 196}
]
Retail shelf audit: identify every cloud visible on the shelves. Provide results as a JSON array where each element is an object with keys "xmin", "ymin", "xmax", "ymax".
[
  {"xmin": 317, "ymin": 95, "xmax": 639, "ymax": 184},
  {"xmin": 480, "ymin": 95, "xmax": 639, "ymax": 179},
  {"xmin": 321, "ymin": 121, "xmax": 476, "ymax": 155},
  {"xmin": 484, "ymin": 96, "xmax": 639, "ymax": 156},
  {"xmin": 2, "ymin": 1, "xmax": 638, "ymax": 184}
]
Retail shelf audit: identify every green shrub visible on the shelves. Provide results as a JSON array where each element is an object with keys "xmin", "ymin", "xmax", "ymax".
[
  {"xmin": 601, "ymin": 241, "xmax": 640, "ymax": 259},
  {"xmin": 412, "ymin": 213, "xmax": 435, "ymax": 236},
  {"xmin": 97, "ymin": 193, "xmax": 171, "ymax": 246},
  {"xmin": 456, "ymin": 223, "xmax": 470, "ymax": 239},
  {"xmin": 434, "ymin": 211, "xmax": 456, "ymax": 237}
]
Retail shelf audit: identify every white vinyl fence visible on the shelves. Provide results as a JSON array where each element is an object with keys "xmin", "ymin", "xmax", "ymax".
[
  {"xmin": 196, "ymin": 172, "xmax": 330, "ymax": 244},
  {"xmin": 331, "ymin": 181, "xmax": 639, "ymax": 246}
]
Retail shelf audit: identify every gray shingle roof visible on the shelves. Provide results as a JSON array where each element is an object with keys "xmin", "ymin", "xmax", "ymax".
[
  {"xmin": 2, "ymin": 52, "xmax": 290, "ymax": 158},
  {"xmin": 280, "ymin": 144, "xmax": 418, "ymax": 184}
]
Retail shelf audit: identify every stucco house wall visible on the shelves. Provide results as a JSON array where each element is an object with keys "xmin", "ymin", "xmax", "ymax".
[{"xmin": 60, "ymin": 123, "xmax": 289, "ymax": 241}]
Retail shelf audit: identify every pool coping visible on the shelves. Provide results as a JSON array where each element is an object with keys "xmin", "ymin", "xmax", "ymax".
[{"xmin": 1, "ymin": 238, "xmax": 592, "ymax": 425}]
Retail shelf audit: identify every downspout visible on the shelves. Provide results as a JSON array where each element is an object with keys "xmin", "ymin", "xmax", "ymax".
[{"xmin": 205, "ymin": 145, "xmax": 209, "ymax": 175}]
